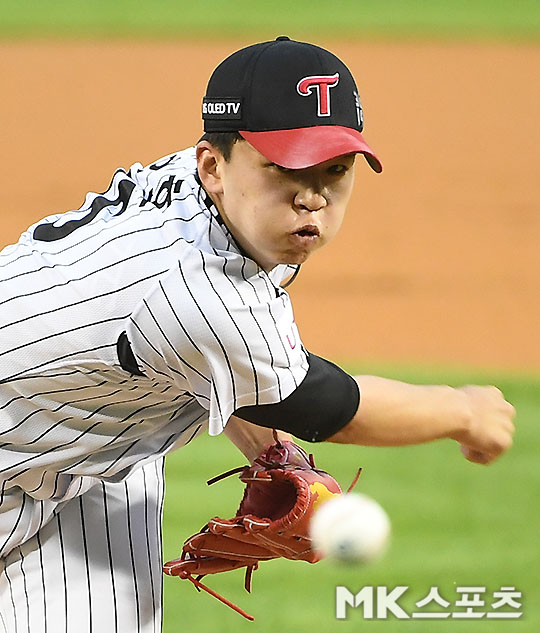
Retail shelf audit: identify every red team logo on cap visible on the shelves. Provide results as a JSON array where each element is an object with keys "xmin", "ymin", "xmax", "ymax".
[{"xmin": 296, "ymin": 73, "xmax": 340, "ymax": 117}]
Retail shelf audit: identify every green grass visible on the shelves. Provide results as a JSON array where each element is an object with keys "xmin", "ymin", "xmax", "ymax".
[
  {"xmin": 0, "ymin": 0, "xmax": 539, "ymax": 41},
  {"xmin": 162, "ymin": 366, "xmax": 540, "ymax": 632}
]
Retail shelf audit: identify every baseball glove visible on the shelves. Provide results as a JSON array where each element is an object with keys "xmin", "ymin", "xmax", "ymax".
[{"xmin": 163, "ymin": 431, "xmax": 360, "ymax": 620}]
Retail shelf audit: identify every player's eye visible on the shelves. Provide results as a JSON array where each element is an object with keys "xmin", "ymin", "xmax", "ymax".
[{"xmin": 327, "ymin": 164, "xmax": 349, "ymax": 175}]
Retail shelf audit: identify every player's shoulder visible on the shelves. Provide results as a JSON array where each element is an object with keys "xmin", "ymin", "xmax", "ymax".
[
  {"xmin": 128, "ymin": 146, "xmax": 197, "ymax": 188},
  {"xmin": 179, "ymin": 246, "xmax": 279, "ymax": 303},
  {"xmin": 144, "ymin": 243, "xmax": 292, "ymax": 330}
]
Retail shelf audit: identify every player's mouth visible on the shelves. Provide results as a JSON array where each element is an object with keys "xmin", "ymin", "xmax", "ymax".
[{"xmin": 289, "ymin": 224, "xmax": 321, "ymax": 248}]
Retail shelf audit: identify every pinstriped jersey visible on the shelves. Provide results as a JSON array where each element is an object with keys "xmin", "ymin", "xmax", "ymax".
[{"xmin": 0, "ymin": 147, "xmax": 308, "ymax": 512}]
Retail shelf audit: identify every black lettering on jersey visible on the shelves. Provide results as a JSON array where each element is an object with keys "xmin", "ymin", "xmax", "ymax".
[
  {"xmin": 140, "ymin": 176, "xmax": 183, "ymax": 209},
  {"xmin": 117, "ymin": 331, "xmax": 146, "ymax": 376},
  {"xmin": 149, "ymin": 155, "xmax": 177, "ymax": 170},
  {"xmin": 33, "ymin": 177, "xmax": 136, "ymax": 242},
  {"xmin": 154, "ymin": 175, "xmax": 175, "ymax": 210},
  {"xmin": 139, "ymin": 188, "xmax": 153, "ymax": 207}
]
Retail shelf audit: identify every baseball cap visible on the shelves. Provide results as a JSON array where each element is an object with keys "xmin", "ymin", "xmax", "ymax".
[{"xmin": 202, "ymin": 36, "xmax": 382, "ymax": 172}]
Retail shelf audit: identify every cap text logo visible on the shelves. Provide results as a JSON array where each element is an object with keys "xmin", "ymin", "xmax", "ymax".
[
  {"xmin": 202, "ymin": 98, "xmax": 242, "ymax": 120},
  {"xmin": 297, "ymin": 73, "xmax": 340, "ymax": 117},
  {"xmin": 353, "ymin": 90, "xmax": 364, "ymax": 129}
]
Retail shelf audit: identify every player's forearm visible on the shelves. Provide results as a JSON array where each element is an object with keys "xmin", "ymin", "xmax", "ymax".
[
  {"xmin": 328, "ymin": 376, "xmax": 515, "ymax": 465},
  {"xmin": 224, "ymin": 415, "xmax": 292, "ymax": 462},
  {"xmin": 328, "ymin": 375, "xmax": 474, "ymax": 446}
]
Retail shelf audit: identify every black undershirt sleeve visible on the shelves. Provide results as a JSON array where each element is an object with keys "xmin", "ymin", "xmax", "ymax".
[{"xmin": 233, "ymin": 352, "xmax": 360, "ymax": 442}]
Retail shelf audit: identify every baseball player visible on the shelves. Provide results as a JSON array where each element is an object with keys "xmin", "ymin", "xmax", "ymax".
[{"xmin": 0, "ymin": 37, "xmax": 515, "ymax": 632}]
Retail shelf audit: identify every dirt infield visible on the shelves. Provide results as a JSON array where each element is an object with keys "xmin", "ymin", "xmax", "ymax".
[{"xmin": 1, "ymin": 40, "xmax": 538, "ymax": 373}]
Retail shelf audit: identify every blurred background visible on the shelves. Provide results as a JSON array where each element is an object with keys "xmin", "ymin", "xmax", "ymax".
[{"xmin": 0, "ymin": 1, "xmax": 538, "ymax": 630}]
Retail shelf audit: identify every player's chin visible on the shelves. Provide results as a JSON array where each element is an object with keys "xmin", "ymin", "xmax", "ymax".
[
  {"xmin": 281, "ymin": 237, "xmax": 324, "ymax": 264},
  {"xmin": 278, "ymin": 249, "xmax": 314, "ymax": 267}
]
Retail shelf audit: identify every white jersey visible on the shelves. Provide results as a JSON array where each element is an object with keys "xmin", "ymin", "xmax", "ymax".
[{"xmin": 0, "ymin": 147, "xmax": 308, "ymax": 554}]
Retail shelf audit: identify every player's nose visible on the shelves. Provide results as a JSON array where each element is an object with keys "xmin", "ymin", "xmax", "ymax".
[{"xmin": 293, "ymin": 185, "xmax": 328, "ymax": 212}]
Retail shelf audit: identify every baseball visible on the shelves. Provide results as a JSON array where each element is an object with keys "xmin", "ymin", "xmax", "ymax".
[{"xmin": 310, "ymin": 492, "xmax": 391, "ymax": 564}]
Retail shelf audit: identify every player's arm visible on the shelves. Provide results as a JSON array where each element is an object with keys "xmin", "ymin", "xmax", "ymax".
[
  {"xmin": 224, "ymin": 416, "xmax": 292, "ymax": 461},
  {"xmin": 234, "ymin": 354, "xmax": 515, "ymax": 465},
  {"xmin": 329, "ymin": 375, "xmax": 516, "ymax": 465}
]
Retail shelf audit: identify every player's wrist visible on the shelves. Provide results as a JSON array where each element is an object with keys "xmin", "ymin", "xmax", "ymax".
[{"xmin": 444, "ymin": 386, "xmax": 474, "ymax": 443}]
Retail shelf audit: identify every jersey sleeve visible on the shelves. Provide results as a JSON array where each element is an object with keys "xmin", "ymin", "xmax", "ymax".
[
  {"xmin": 124, "ymin": 245, "xmax": 309, "ymax": 435},
  {"xmin": 234, "ymin": 353, "xmax": 360, "ymax": 442}
]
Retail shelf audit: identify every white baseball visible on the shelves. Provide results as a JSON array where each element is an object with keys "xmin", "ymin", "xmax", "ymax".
[{"xmin": 310, "ymin": 492, "xmax": 391, "ymax": 563}]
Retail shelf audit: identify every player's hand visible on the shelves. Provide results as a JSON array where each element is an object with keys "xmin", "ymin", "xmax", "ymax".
[{"xmin": 453, "ymin": 385, "xmax": 515, "ymax": 465}]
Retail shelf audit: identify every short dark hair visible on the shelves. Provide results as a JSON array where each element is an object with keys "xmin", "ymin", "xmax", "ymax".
[{"xmin": 198, "ymin": 131, "xmax": 243, "ymax": 162}]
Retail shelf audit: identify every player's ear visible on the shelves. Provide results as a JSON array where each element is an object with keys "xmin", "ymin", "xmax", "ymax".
[{"xmin": 196, "ymin": 141, "xmax": 224, "ymax": 195}]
